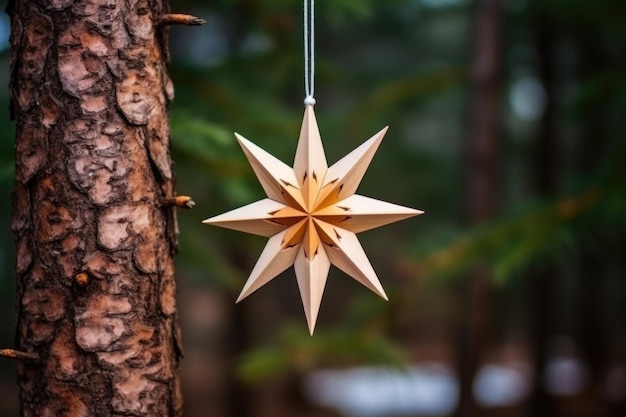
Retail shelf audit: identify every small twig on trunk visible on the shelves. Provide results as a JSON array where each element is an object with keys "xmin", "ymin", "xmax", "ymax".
[
  {"xmin": 163, "ymin": 195, "xmax": 196, "ymax": 209},
  {"xmin": 157, "ymin": 14, "xmax": 206, "ymax": 27},
  {"xmin": 0, "ymin": 349, "xmax": 40, "ymax": 363},
  {"xmin": 75, "ymin": 273, "xmax": 90, "ymax": 287}
]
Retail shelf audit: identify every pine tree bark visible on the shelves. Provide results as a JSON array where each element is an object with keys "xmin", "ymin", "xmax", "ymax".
[{"xmin": 8, "ymin": 0, "xmax": 184, "ymax": 415}]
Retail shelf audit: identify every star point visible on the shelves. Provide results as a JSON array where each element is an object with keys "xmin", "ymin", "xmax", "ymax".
[{"xmin": 204, "ymin": 105, "xmax": 423, "ymax": 333}]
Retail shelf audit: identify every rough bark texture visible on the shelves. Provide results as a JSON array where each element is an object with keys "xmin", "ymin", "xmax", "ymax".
[{"xmin": 8, "ymin": 0, "xmax": 183, "ymax": 416}]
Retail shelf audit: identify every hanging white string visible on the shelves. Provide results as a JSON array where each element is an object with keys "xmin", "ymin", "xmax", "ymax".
[{"xmin": 304, "ymin": 0, "xmax": 316, "ymax": 106}]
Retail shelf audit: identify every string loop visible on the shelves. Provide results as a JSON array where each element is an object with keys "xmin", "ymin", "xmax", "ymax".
[{"xmin": 304, "ymin": 0, "xmax": 315, "ymax": 106}]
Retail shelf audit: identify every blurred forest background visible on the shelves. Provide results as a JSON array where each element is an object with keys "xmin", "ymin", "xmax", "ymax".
[{"xmin": 1, "ymin": 0, "xmax": 626, "ymax": 416}]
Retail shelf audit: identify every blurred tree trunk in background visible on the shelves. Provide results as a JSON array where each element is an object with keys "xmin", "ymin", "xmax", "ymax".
[
  {"xmin": 527, "ymin": 12, "xmax": 558, "ymax": 417},
  {"xmin": 576, "ymin": 29, "xmax": 609, "ymax": 417},
  {"xmin": 7, "ymin": 0, "xmax": 183, "ymax": 415},
  {"xmin": 455, "ymin": 0, "xmax": 502, "ymax": 416},
  {"xmin": 227, "ymin": 299, "xmax": 252, "ymax": 417}
]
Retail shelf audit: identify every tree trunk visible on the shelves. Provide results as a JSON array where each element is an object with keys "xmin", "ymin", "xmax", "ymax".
[
  {"xmin": 8, "ymin": 0, "xmax": 183, "ymax": 415},
  {"xmin": 576, "ymin": 30, "xmax": 610, "ymax": 417},
  {"xmin": 528, "ymin": 13, "xmax": 557, "ymax": 417},
  {"xmin": 454, "ymin": 0, "xmax": 502, "ymax": 416}
]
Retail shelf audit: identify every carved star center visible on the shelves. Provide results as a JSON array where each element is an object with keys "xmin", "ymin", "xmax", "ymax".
[{"xmin": 204, "ymin": 105, "xmax": 423, "ymax": 334}]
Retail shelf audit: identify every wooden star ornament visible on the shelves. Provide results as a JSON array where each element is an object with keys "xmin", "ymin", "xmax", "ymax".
[{"xmin": 204, "ymin": 105, "xmax": 423, "ymax": 334}]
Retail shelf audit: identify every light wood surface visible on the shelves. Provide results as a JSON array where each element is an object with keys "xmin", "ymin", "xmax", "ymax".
[{"xmin": 204, "ymin": 105, "xmax": 423, "ymax": 333}]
